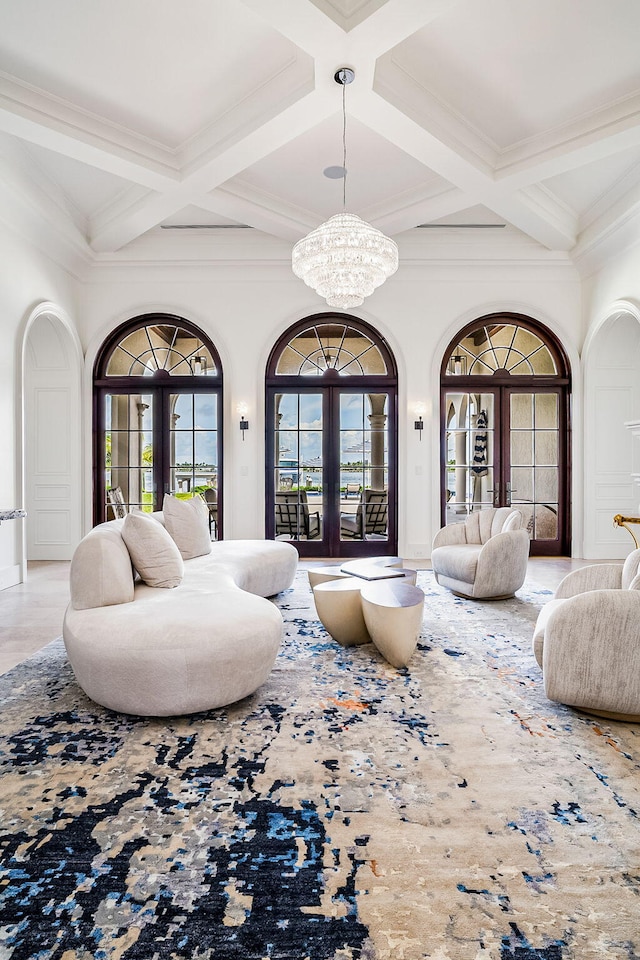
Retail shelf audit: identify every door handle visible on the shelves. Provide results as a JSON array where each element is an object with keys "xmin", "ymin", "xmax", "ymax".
[{"xmin": 506, "ymin": 481, "xmax": 514, "ymax": 507}]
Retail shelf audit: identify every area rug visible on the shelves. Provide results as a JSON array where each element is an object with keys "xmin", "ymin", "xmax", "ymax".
[{"xmin": 1, "ymin": 572, "xmax": 639, "ymax": 960}]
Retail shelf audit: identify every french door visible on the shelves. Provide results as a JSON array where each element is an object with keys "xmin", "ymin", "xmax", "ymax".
[
  {"xmin": 96, "ymin": 387, "xmax": 221, "ymax": 529},
  {"xmin": 266, "ymin": 386, "xmax": 397, "ymax": 558},
  {"xmin": 442, "ymin": 385, "xmax": 569, "ymax": 555},
  {"xmin": 93, "ymin": 314, "xmax": 223, "ymax": 530}
]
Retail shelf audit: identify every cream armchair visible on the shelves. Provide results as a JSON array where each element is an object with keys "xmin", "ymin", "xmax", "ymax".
[
  {"xmin": 532, "ymin": 549, "xmax": 640, "ymax": 721},
  {"xmin": 431, "ymin": 507, "xmax": 529, "ymax": 599}
]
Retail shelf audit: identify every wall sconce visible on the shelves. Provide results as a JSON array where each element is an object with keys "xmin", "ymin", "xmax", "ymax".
[
  {"xmin": 447, "ymin": 353, "xmax": 467, "ymax": 376},
  {"xmin": 193, "ymin": 355, "xmax": 207, "ymax": 376},
  {"xmin": 414, "ymin": 402, "xmax": 425, "ymax": 441},
  {"xmin": 237, "ymin": 402, "xmax": 249, "ymax": 440}
]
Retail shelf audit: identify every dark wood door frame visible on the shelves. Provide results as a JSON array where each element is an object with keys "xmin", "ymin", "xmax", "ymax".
[
  {"xmin": 265, "ymin": 383, "xmax": 398, "ymax": 558},
  {"xmin": 440, "ymin": 379, "xmax": 570, "ymax": 555}
]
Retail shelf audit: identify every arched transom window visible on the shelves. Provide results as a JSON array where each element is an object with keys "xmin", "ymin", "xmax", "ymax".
[
  {"xmin": 105, "ymin": 321, "xmax": 218, "ymax": 378},
  {"xmin": 444, "ymin": 322, "xmax": 561, "ymax": 378},
  {"xmin": 273, "ymin": 320, "xmax": 391, "ymax": 377}
]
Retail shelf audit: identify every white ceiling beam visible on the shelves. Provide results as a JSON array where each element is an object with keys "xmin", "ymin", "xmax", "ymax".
[
  {"xmin": 349, "ymin": 0, "xmax": 463, "ymax": 59},
  {"xmin": 236, "ymin": 0, "xmax": 344, "ymax": 56},
  {"xmin": 350, "ymin": 86, "xmax": 577, "ymax": 248},
  {"xmin": 496, "ymin": 99, "xmax": 640, "ymax": 189},
  {"xmin": 197, "ymin": 186, "xmax": 315, "ymax": 241},
  {"xmin": 573, "ymin": 180, "xmax": 640, "ymax": 272},
  {"xmin": 90, "ymin": 87, "xmax": 336, "ymax": 251},
  {"xmin": 363, "ymin": 185, "xmax": 470, "ymax": 235},
  {"xmin": 0, "ymin": 75, "xmax": 178, "ymax": 190}
]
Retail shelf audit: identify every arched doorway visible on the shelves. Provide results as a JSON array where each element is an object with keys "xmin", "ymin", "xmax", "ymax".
[
  {"xmin": 93, "ymin": 315, "xmax": 223, "ymax": 531},
  {"xmin": 441, "ymin": 313, "xmax": 571, "ymax": 555},
  {"xmin": 583, "ymin": 302, "xmax": 640, "ymax": 558},
  {"xmin": 23, "ymin": 307, "xmax": 83, "ymax": 560},
  {"xmin": 266, "ymin": 315, "xmax": 398, "ymax": 558}
]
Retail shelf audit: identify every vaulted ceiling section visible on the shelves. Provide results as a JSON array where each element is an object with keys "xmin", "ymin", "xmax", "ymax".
[{"xmin": 1, "ymin": 0, "xmax": 640, "ymax": 274}]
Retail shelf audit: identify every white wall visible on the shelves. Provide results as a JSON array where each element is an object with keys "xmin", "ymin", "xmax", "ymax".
[
  {"xmin": 0, "ymin": 222, "xmax": 78, "ymax": 586},
  {"xmin": 582, "ymin": 243, "xmax": 640, "ymax": 558},
  {"xmin": 78, "ymin": 256, "xmax": 582, "ymax": 556}
]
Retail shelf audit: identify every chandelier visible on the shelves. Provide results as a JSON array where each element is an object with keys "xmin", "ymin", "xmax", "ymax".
[{"xmin": 292, "ymin": 68, "xmax": 399, "ymax": 309}]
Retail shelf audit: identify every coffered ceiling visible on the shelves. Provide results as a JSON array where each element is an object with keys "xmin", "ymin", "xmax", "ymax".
[{"xmin": 1, "ymin": 0, "xmax": 639, "ymax": 273}]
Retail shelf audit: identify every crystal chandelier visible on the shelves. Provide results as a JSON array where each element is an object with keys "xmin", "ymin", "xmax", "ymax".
[{"xmin": 292, "ymin": 68, "xmax": 399, "ymax": 310}]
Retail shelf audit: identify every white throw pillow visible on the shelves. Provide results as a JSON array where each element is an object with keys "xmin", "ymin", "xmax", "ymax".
[
  {"xmin": 163, "ymin": 494, "xmax": 212, "ymax": 559},
  {"xmin": 122, "ymin": 511, "xmax": 184, "ymax": 588}
]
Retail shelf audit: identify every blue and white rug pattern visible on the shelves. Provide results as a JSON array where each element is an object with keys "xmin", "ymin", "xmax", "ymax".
[{"xmin": 0, "ymin": 571, "xmax": 639, "ymax": 959}]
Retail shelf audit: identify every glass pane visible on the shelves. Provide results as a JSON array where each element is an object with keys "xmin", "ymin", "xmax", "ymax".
[
  {"xmin": 170, "ymin": 393, "xmax": 219, "ymax": 530},
  {"xmin": 511, "ymin": 430, "xmax": 533, "ymax": 466},
  {"xmin": 535, "ymin": 467, "xmax": 558, "ymax": 502},
  {"xmin": 195, "ymin": 394, "xmax": 218, "ymax": 429},
  {"xmin": 174, "ymin": 393, "xmax": 193, "ymax": 428},
  {"xmin": 340, "ymin": 393, "xmax": 364, "ymax": 430},
  {"xmin": 300, "ymin": 394, "xmax": 322, "ymax": 429},
  {"xmin": 511, "ymin": 394, "xmax": 533, "ymax": 428},
  {"xmin": 511, "ymin": 467, "xmax": 534, "ymax": 502},
  {"xmin": 535, "ymin": 431, "xmax": 558, "ymax": 466},
  {"xmin": 535, "ymin": 393, "xmax": 558, "ymax": 428},
  {"xmin": 340, "ymin": 392, "xmax": 389, "ymax": 541},
  {"xmin": 278, "ymin": 394, "xmax": 299, "ymax": 429},
  {"xmin": 533, "ymin": 504, "xmax": 559, "ymax": 540},
  {"xmin": 445, "ymin": 393, "xmax": 495, "ymax": 522},
  {"xmin": 273, "ymin": 394, "xmax": 323, "ymax": 536},
  {"xmin": 105, "ymin": 393, "xmax": 154, "ymax": 516}
]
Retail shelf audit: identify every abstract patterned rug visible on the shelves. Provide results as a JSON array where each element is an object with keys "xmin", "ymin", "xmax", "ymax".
[{"xmin": 1, "ymin": 571, "xmax": 639, "ymax": 960}]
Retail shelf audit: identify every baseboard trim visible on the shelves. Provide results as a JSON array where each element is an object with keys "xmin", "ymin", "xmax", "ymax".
[{"xmin": 0, "ymin": 564, "xmax": 22, "ymax": 591}]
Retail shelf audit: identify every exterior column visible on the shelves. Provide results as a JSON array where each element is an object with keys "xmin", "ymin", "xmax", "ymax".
[{"xmin": 367, "ymin": 394, "xmax": 388, "ymax": 492}]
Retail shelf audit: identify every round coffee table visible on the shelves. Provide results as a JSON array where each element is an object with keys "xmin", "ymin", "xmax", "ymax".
[
  {"xmin": 313, "ymin": 578, "xmax": 371, "ymax": 647},
  {"xmin": 312, "ymin": 563, "xmax": 425, "ymax": 666},
  {"xmin": 360, "ymin": 580, "xmax": 425, "ymax": 668}
]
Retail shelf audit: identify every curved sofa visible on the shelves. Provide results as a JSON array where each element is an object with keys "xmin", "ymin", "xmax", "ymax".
[{"xmin": 63, "ymin": 517, "xmax": 298, "ymax": 717}]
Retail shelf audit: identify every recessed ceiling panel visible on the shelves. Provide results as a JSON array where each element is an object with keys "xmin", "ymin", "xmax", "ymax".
[
  {"xmin": 230, "ymin": 113, "xmax": 446, "ymax": 221},
  {"xmin": 161, "ymin": 206, "xmax": 246, "ymax": 228},
  {"xmin": 0, "ymin": 0, "xmax": 300, "ymax": 148},
  {"xmin": 24, "ymin": 142, "xmax": 132, "ymax": 219},
  {"xmin": 393, "ymin": 0, "xmax": 640, "ymax": 149},
  {"xmin": 308, "ymin": 0, "xmax": 389, "ymax": 29},
  {"xmin": 422, "ymin": 205, "xmax": 507, "ymax": 227},
  {"xmin": 543, "ymin": 145, "xmax": 640, "ymax": 218}
]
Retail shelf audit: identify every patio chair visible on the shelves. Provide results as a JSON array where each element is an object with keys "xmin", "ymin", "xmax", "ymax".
[
  {"xmin": 340, "ymin": 489, "xmax": 388, "ymax": 539},
  {"xmin": 107, "ymin": 486, "xmax": 127, "ymax": 519},
  {"xmin": 275, "ymin": 490, "xmax": 320, "ymax": 539},
  {"xmin": 345, "ymin": 482, "xmax": 361, "ymax": 499},
  {"xmin": 202, "ymin": 487, "xmax": 217, "ymax": 536}
]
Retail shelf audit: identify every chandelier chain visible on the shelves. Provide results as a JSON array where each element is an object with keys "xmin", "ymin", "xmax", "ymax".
[
  {"xmin": 291, "ymin": 66, "xmax": 399, "ymax": 309},
  {"xmin": 342, "ymin": 78, "xmax": 347, "ymax": 211}
]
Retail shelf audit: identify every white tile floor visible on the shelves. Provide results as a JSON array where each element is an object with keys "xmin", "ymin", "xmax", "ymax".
[{"xmin": 0, "ymin": 556, "xmax": 599, "ymax": 676}]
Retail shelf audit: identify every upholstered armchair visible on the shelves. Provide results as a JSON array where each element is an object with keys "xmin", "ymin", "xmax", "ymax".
[
  {"xmin": 532, "ymin": 549, "xmax": 640, "ymax": 721},
  {"xmin": 431, "ymin": 507, "xmax": 529, "ymax": 599}
]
